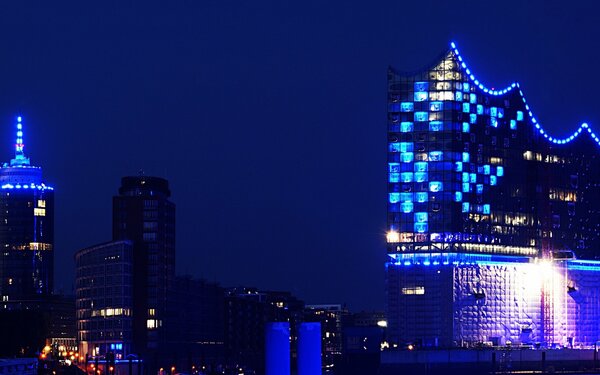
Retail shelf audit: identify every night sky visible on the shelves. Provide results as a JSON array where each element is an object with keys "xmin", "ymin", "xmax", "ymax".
[{"xmin": 0, "ymin": 1, "xmax": 598, "ymax": 311}]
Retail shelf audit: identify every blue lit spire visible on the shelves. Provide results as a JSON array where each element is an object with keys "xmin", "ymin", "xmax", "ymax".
[
  {"xmin": 450, "ymin": 41, "xmax": 600, "ymax": 147},
  {"xmin": 10, "ymin": 115, "xmax": 30, "ymax": 167}
]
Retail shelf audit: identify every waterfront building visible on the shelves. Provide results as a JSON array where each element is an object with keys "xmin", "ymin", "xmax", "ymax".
[{"xmin": 386, "ymin": 42, "xmax": 600, "ymax": 348}]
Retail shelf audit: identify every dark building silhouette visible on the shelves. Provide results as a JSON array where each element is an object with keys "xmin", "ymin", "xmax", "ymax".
[
  {"xmin": 112, "ymin": 176, "xmax": 175, "ymax": 356},
  {"xmin": 225, "ymin": 287, "xmax": 304, "ymax": 373}
]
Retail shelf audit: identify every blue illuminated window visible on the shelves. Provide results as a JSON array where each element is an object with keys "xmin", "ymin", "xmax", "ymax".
[
  {"xmin": 490, "ymin": 175, "xmax": 497, "ymax": 185},
  {"xmin": 400, "ymin": 193, "xmax": 413, "ymax": 202},
  {"xmin": 400, "ymin": 122, "xmax": 414, "ymax": 132},
  {"xmin": 455, "ymin": 192, "xmax": 462, "ymax": 202},
  {"xmin": 462, "ymin": 172, "xmax": 469, "ymax": 183},
  {"xmin": 429, "ymin": 181, "xmax": 443, "ymax": 192},
  {"xmin": 414, "ymin": 172, "xmax": 428, "ymax": 182},
  {"xmin": 476, "ymin": 184, "xmax": 483, "ymax": 194},
  {"xmin": 400, "ymin": 142, "xmax": 413, "ymax": 152},
  {"xmin": 429, "ymin": 121, "xmax": 443, "ymax": 131},
  {"xmin": 463, "ymin": 82, "xmax": 470, "ymax": 92},
  {"xmin": 483, "ymin": 204, "xmax": 490, "ymax": 214},
  {"xmin": 470, "ymin": 94, "xmax": 477, "ymax": 104},
  {"xmin": 389, "ymin": 143, "xmax": 401, "ymax": 152},
  {"xmin": 389, "ymin": 173, "xmax": 399, "ymax": 183},
  {"xmin": 490, "ymin": 107, "xmax": 497, "ymax": 117},
  {"xmin": 516, "ymin": 111, "xmax": 524, "ymax": 121},
  {"xmin": 462, "ymin": 152, "xmax": 470, "ymax": 162},
  {"xmin": 455, "ymin": 162, "xmax": 463, "ymax": 172},
  {"xmin": 414, "ymin": 81, "xmax": 428, "ymax": 92},
  {"xmin": 415, "ymin": 192, "xmax": 428, "ymax": 202},
  {"xmin": 401, "ymin": 102, "xmax": 414, "ymax": 112},
  {"xmin": 401, "ymin": 172, "xmax": 413, "ymax": 182},
  {"xmin": 462, "ymin": 103, "xmax": 470, "ymax": 113},
  {"xmin": 510, "ymin": 119, "xmax": 517, "ymax": 130},
  {"xmin": 414, "ymin": 222, "xmax": 428, "ymax": 233},
  {"xmin": 414, "ymin": 162, "xmax": 428, "ymax": 172},
  {"xmin": 462, "ymin": 122, "xmax": 470, "ymax": 133},
  {"xmin": 389, "ymin": 163, "xmax": 400, "ymax": 172},
  {"xmin": 470, "ymin": 173, "xmax": 477, "ymax": 183},
  {"xmin": 415, "ymin": 212, "xmax": 428, "ymax": 222},
  {"xmin": 455, "ymin": 91, "xmax": 463, "ymax": 101},
  {"xmin": 462, "ymin": 202, "xmax": 470, "ymax": 213},
  {"xmin": 414, "ymin": 92, "xmax": 428, "ymax": 102},
  {"xmin": 490, "ymin": 117, "xmax": 498, "ymax": 128},
  {"xmin": 462, "ymin": 183, "xmax": 470, "ymax": 193},
  {"xmin": 401, "ymin": 152, "xmax": 414, "ymax": 163},
  {"xmin": 496, "ymin": 166, "xmax": 504, "ymax": 176},
  {"xmin": 483, "ymin": 165, "xmax": 490, "ymax": 175},
  {"xmin": 389, "ymin": 193, "xmax": 400, "ymax": 203},
  {"xmin": 401, "ymin": 202, "xmax": 414, "ymax": 213},
  {"xmin": 430, "ymin": 102, "xmax": 443, "ymax": 111},
  {"xmin": 470, "ymin": 114, "xmax": 477, "ymax": 124},
  {"xmin": 498, "ymin": 108, "xmax": 504, "ymax": 118},
  {"xmin": 414, "ymin": 112, "xmax": 428, "ymax": 122},
  {"xmin": 476, "ymin": 104, "xmax": 483, "ymax": 115},
  {"xmin": 429, "ymin": 151, "xmax": 443, "ymax": 161}
]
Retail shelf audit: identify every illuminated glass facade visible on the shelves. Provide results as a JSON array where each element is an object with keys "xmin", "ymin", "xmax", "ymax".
[
  {"xmin": 0, "ymin": 116, "xmax": 54, "ymax": 302},
  {"xmin": 386, "ymin": 43, "xmax": 600, "ymax": 348},
  {"xmin": 387, "ymin": 43, "xmax": 600, "ymax": 258}
]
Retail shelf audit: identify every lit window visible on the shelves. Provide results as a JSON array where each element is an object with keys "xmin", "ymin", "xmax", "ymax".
[
  {"xmin": 401, "ymin": 153, "xmax": 414, "ymax": 163},
  {"xmin": 414, "ymin": 82, "xmax": 428, "ymax": 92},
  {"xmin": 476, "ymin": 184, "xmax": 483, "ymax": 194},
  {"xmin": 462, "ymin": 122, "xmax": 470, "ymax": 133},
  {"xmin": 414, "ymin": 162, "xmax": 428, "ymax": 172},
  {"xmin": 414, "ymin": 92, "xmax": 428, "ymax": 102},
  {"xmin": 469, "ymin": 94, "xmax": 477, "ymax": 104},
  {"xmin": 400, "ymin": 202, "xmax": 413, "ymax": 213},
  {"xmin": 388, "ymin": 143, "xmax": 401, "ymax": 152},
  {"xmin": 462, "ymin": 183, "xmax": 470, "ymax": 193},
  {"xmin": 415, "ymin": 192, "xmax": 428, "ymax": 203},
  {"xmin": 37, "ymin": 200, "xmax": 46, "ymax": 208},
  {"xmin": 414, "ymin": 222, "xmax": 428, "ymax": 233},
  {"xmin": 496, "ymin": 166, "xmax": 504, "ymax": 177},
  {"xmin": 483, "ymin": 165, "xmax": 490, "ymax": 175},
  {"xmin": 34, "ymin": 208, "xmax": 45, "ymax": 216},
  {"xmin": 414, "ymin": 172, "xmax": 428, "ymax": 182},
  {"xmin": 429, "ymin": 181, "xmax": 443, "ymax": 192},
  {"xmin": 517, "ymin": 111, "xmax": 524, "ymax": 121},
  {"xmin": 490, "ymin": 117, "xmax": 498, "ymax": 128},
  {"xmin": 400, "ymin": 102, "xmax": 414, "ymax": 112},
  {"xmin": 476, "ymin": 105, "xmax": 483, "ymax": 115},
  {"xmin": 462, "ymin": 103, "xmax": 470, "ymax": 113},
  {"xmin": 147, "ymin": 319, "xmax": 162, "ymax": 329},
  {"xmin": 414, "ymin": 112, "xmax": 428, "ymax": 122},
  {"xmin": 148, "ymin": 309, "xmax": 155, "ymax": 317},
  {"xmin": 462, "ymin": 202, "xmax": 470, "ymax": 213},
  {"xmin": 470, "ymin": 173, "xmax": 477, "ymax": 183},
  {"xmin": 389, "ymin": 173, "xmax": 399, "ymax": 183},
  {"xmin": 455, "ymin": 91, "xmax": 463, "ymax": 101},
  {"xmin": 490, "ymin": 107, "xmax": 497, "ymax": 117},
  {"xmin": 490, "ymin": 176, "xmax": 497, "ymax": 186},
  {"xmin": 470, "ymin": 114, "xmax": 477, "ymax": 124},
  {"xmin": 402, "ymin": 286, "xmax": 425, "ymax": 295},
  {"xmin": 400, "ymin": 122, "xmax": 414, "ymax": 133},
  {"xmin": 414, "ymin": 212, "xmax": 428, "ymax": 223},
  {"xmin": 455, "ymin": 192, "xmax": 462, "ymax": 202},
  {"xmin": 400, "ymin": 142, "xmax": 413, "ymax": 152},
  {"xmin": 463, "ymin": 83, "xmax": 470, "ymax": 92},
  {"xmin": 400, "ymin": 193, "xmax": 413, "ymax": 202},
  {"xmin": 389, "ymin": 193, "xmax": 400, "ymax": 204},
  {"xmin": 388, "ymin": 163, "xmax": 400, "ymax": 173},
  {"xmin": 483, "ymin": 204, "xmax": 491, "ymax": 214},
  {"xmin": 510, "ymin": 120, "xmax": 517, "ymax": 130},
  {"xmin": 462, "ymin": 173, "xmax": 469, "ymax": 183},
  {"xmin": 430, "ymin": 102, "xmax": 443, "ymax": 112},
  {"xmin": 429, "ymin": 121, "xmax": 443, "ymax": 131},
  {"xmin": 429, "ymin": 151, "xmax": 443, "ymax": 161},
  {"xmin": 400, "ymin": 172, "xmax": 413, "ymax": 183}
]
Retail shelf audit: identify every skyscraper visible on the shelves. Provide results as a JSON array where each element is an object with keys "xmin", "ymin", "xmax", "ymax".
[
  {"xmin": 386, "ymin": 42, "xmax": 600, "ymax": 348},
  {"xmin": 0, "ymin": 116, "xmax": 54, "ymax": 303},
  {"xmin": 112, "ymin": 176, "xmax": 175, "ymax": 354}
]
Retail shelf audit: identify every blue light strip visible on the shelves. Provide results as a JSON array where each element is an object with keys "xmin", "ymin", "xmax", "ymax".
[
  {"xmin": 450, "ymin": 41, "xmax": 600, "ymax": 147},
  {"xmin": 388, "ymin": 252, "xmax": 530, "ymax": 266},
  {"xmin": 567, "ymin": 260, "xmax": 600, "ymax": 272},
  {"xmin": 1, "ymin": 183, "xmax": 53, "ymax": 191}
]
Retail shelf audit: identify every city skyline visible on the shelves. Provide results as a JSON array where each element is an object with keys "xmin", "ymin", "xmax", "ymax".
[{"xmin": 1, "ymin": 1, "xmax": 600, "ymax": 311}]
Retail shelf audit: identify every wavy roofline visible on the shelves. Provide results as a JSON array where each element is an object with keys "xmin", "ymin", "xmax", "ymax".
[{"xmin": 449, "ymin": 41, "xmax": 599, "ymax": 147}]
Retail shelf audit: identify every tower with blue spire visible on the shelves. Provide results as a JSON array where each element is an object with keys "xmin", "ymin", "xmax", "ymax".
[{"xmin": 0, "ymin": 115, "xmax": 54, "ymax": 301}]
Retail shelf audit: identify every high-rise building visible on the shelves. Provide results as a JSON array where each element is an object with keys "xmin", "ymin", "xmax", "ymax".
[
  {"xmin": 112, "ymin": 176, "xmax": 175, "ymax": 355},
  {"xmin": 386, "ymin": 42, "xmax": 600, "ymax": 348},
  {"xmin": 0, "ymin": 116, "xmax": 54, "ymax": 302}
]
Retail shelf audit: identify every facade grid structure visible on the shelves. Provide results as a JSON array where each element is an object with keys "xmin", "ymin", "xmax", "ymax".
[{"xmin": 386, "ymin": 42, "xmax": 600, "ymax": 349}]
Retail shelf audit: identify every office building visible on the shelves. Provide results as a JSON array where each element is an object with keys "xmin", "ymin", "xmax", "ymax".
[
  {"xmin": 386, "ymin": 42, "xmax": 600, "ymax": 348},
  {"xmin": 0, "ymin": 116, "xmax": 54, "ymax": 302}
]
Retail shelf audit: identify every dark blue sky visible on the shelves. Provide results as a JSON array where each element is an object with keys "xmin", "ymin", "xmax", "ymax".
[{"xmin": 0, "ymin": 1, "xmax": 598, "ymax": 310}]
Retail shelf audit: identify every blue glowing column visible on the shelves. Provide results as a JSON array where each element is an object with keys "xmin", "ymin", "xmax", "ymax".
[
  {"xmin": 265, "ymin": 322, "xmax": 290, "ymax": 375},
  {"xmin": 298, "ymin": 322, "xmax": 322, "ymax": 375}
]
